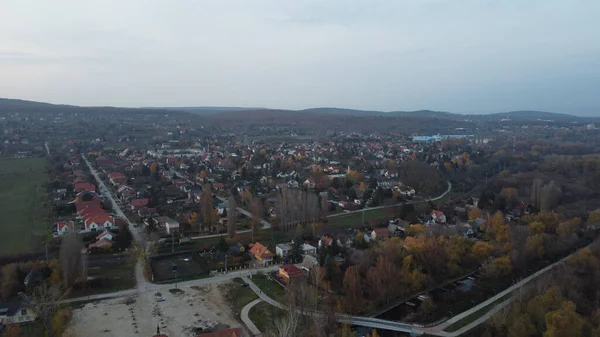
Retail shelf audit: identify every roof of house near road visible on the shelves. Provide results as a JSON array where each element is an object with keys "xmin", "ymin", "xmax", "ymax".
[
  {"xmin": 85, "ymin": 213, "xmax": 113, "ymax": 225},
  {"xmin": 432, "ymin": 210, "xmax": 445, "ymax": 218},
  {"xmin": 56, "ymin": 221, "xmax": 74, "ymax": 231},
  {"xmin": 130, "ymin": 198, "xmax": 149, "ymax": 208},
  {"xmin": 372, "ymin": 227, "xmax": 389, "ymax": 238},
  {"xmin": 96, "ymin": 231, "xmax": 113, "ymax": 241},
  {"xmin": 0, "ymin": 302, "xmax": 23, "ymax": 317},
  {"xmin": 249, "ymin": 242, "xmax": 274, "ymax": 259},
  {"xmin": 74, "ymin": 182, "xmax": 96, "ymax": 193},
  {"xmin": 276, "ymin": 243, "xmax": 292, "ymax": 251},
  {"xmin": 280, "ymin": 264, "xmax": 304, "ymax": 278},
  {"xmin": 196, "ymin": 327, "xmax": 243, "ymax": 337},
  {"xmin": 300, "ymin": 255, "xmax": 319, "ymax": 271},
  {"xmin": 88, "ymin": 237, "xmax": 112, "ymax": 249}
]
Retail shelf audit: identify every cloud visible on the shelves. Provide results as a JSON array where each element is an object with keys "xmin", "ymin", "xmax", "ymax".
[{"xmin": 0, "ymin": 0, "xmax": 598, "ymax": 113}]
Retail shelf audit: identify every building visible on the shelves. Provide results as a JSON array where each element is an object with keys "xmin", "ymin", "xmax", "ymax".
[
  {"xmin": 300, "ymin": 255, "xmax": 319, "ymax": 272},
  {"xmin": 275, "ymin": 243, "xmax": 292, "ymax": 259},
  {"xmin": 0, "ymin": 302, "xmax": 36, "ymax": 328},
  {"xmin": 165, "ymin": 220, "xmax": 180, "ymax": 234},
  {"xmin": 301, "ymin": 243, "xmax": 317, "ymax": 257},
  {"xmin": 249, "ymin": 242, "xmax": 274, "ymax": 265},
  {"xmin": 371, "ymin": 228, "xmax": 389, "ymax": 240},
  {"xmin": 279, "ymin": 264, "xmax": 305, "ymax": 283}
]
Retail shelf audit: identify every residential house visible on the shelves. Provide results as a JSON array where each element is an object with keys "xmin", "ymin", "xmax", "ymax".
[
  {"xmin": 279, "ymin": 264, "xmax": 305, "ymax": 283},
  {"xmin": 0, "ymin": 302, "xmax": 36, "ymax": 327},
  {"xmin": 300, "ymin": 255, "xmax": 319, "ymax": 272},
  {"xmin": 288, "ymin": 180, "xmax": 299, "ymax": 189},
  {"xmin": 318, "ymin": 236, "xmax": 333, "ymax": 248},
  {"xmin": 371, "ymin": 228, "xmax": 389, "ymax": 240},
  {"xmin": 165, "ymin": 220, "xmax": 180, "ymax": 234},
  {"xmin": 84, "ymin": 213, "xmax": 114, "ymax": 232},
  {"xmin": 108, "ymin": 172, "xmax": 127, "ymax": 186},
  {"xmin": 130, "ymin": 198, "xmax": 149, "ymax": 211},
  {"xmin": 88, "ymin": 231, "xmax": 113, "ymax": 250},
  {"xmin": 431, "ymin": 210, "xmax": 447, "ymax": 224},
  {"xmin": 74, "ymin": 182, "xmax": 96, "ymax": 193},
  {"xmin": 56, "ymin": 221, "xmax": 74, "ymax": 236},
  {"xmin": 249, "ymin": 242, "xmax": 274, "ymax": 265},
  {"xmin": 301, "ymin": 243, "xmax": 317, "ymax": 257},
  {"xmin": 118, "ymin": 185, "xmax": 136, "ymax": 200},
  {"xmin": 387, "ymin": 223, "xmax": 406, "ymax": 237},
  {"xmin": 275, "ymin": 243, "xmax": 292, "ymax": 259}
]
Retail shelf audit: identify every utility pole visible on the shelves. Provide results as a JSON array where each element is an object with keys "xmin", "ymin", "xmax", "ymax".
[{"xmin": 171, "ymin": 232, "xmax": 174, "ymax": 253}]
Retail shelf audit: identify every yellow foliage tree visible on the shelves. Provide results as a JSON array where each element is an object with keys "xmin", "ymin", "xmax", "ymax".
[
  {"xmin": 472, "ymin": 241, "xmax": 493, "ymax": 262},
  {"xmin": 468, "ymin": 207, "xmax": 481, "ymax": 221}
]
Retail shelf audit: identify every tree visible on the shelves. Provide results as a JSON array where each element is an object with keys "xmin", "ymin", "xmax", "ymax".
[
  {"xmin": 485, "ymin": 255, "xmax": 512, "ymax": 277},
  {"xmin": 544, "ymin": 301, "xmax": 584, "ymax": 337},
  {"xmin": 50, "ymin": 308, "xmax": 72, "ymax": 337},
  {"xmin": 3, "ymin": 324, "xmax": 22, "ymax": 337},
  {"xmin": 59, "ymin": 231, "xmax": 83, "ymax": 287},
  {"xmin": 227, "ymin": 196, "xmax": 237, "ymax": 239},
  {"xmin": 342, "ymin": 266, "xmax": 363, "ymax": 313},
  {"xmin": 250, "ymin": 196, "xmax": 262, "ymax": 241},
  {"xmin": 27, "ymin": 283, "xmax": 69, "ymax": 337},
  {"xmin": 468, "ymin": 207, "xmax": 482, "ymax": 221},
  {"xmin": 472, "ymin": 241, "xmax": 493, "ymax": 263},
  {"xmin": 1, "ymin": 263, "xmax": 20, "ymax": 299},
  {"xmin": 531, "ymin": 178, "xmax": 543, "ymax": 209},
  {"xmin": 525, "ymin": 234, "xmax": 546, "ymax": 259},
  {"xmin": 507, "ymin": 313, "xmax": 537, "ymax": 337},
  {"xmin": 540, "ymin": 181, "xmax": 561, "ymax": 211}
]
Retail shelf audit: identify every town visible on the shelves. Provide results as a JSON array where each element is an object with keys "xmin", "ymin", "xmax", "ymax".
[{"xmin": 1, "ymin": 99, "xmax": 600, "ymax": 337}]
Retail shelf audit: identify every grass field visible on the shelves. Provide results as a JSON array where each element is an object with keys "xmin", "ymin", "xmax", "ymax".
[
  {"xmin": 249, "ymin": 301, "xmax": 286, "ymax": 332},
  {"xmin": 0, "ymin": 157, "xmax": 49, "ymax": 255}
]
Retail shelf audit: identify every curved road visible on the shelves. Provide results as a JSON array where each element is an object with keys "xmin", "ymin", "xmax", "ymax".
[
  {"xmin": 241, "ymin": 298, "xmax": 263, "ymax": 336},
  {"xmin": 327, "ymin": 181, "xmax": 452, "ymax": 219}
]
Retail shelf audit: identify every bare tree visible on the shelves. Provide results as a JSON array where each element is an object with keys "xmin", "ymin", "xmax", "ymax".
[
  {"xmin": 531, "ymin": 178, "xmax": 543, "ymax": 209},
  {"xmin": 266, "ymin": 311, "xmax": 300, "ymax": 337},
  {"xmin": 24, "ymin": 283, "xmax": 69, "ymax": 337},
  {"xmin": 202, "ymin": 183, "xmax": 213, "ymax": 230},
  {"xmin": 541, "ymin": 180, "xmax": 561, "ymax": 211},
  {"xmin": 59, "ymin": 231, "xmax": 83, "ymax": 287},
  {"xmin": 276, "ymin": 189, "xmax": 322, "ymax": 232},
  {"xmin": 227, "ymin": 196, "xmax": 237, "ymax": 238}
]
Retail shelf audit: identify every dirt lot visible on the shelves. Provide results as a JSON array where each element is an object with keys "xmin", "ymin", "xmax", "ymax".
[{"xmin": 66, "ymin": 280, "xmax": 243, "ymax": 337}]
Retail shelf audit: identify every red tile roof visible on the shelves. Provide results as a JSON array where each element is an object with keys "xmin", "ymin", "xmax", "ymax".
[
  {"xmin": 280, "ymin": 264, "xmax": 304, "ymax": 278},
  {"xmin": 249, "ymin": 242, "xmax": 273, "ymax": 260}
]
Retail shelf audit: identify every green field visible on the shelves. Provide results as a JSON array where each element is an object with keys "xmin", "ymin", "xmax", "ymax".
[{"xmin": 0, "ymin": 157, "xmax": 49, "ymax": 255}]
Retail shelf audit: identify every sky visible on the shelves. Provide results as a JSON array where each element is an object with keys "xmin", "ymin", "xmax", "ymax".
[{"xmin": 1, "ymin": 0, "xmax": 599, "ymax": 115}]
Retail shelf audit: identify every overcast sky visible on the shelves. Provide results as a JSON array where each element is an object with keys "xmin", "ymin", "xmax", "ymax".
[{"xmin": 1, "ymin": 0, "xmax": 599, "ymax": 114}]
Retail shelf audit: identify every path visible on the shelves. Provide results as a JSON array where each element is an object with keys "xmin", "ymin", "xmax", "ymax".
[
  {"xmin": 82, "ymin": 154, "xmax": 149, "ymax": 291},
  {"xmin": 241, "ymin": 298, "xmax": 263, "ymax": 336},
  {"xmin": 327, "ymin": 181, "xmax": 452, "ymax": 219},
  {"xmin": 64, "ymin": 265, "xmax": 280, "ymax": 305}
]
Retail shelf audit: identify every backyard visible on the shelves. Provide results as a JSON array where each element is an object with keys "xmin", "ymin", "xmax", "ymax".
[{"xmin": 0, "ymin": 157, "xmax": 49, "ymax": 255}]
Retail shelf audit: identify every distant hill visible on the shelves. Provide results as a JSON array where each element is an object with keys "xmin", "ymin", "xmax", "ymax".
[
  {"xmin": 147, "ymin": 106, "xmax": 264, "ymax": 115},
  {"xmin": 1, "ymin": 97, "xmax": 596, "ymax": 123}
]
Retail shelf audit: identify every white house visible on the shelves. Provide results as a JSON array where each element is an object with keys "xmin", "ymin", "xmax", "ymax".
[
  {"xmin": 0, "ymin": 302, "xmax": 37, "ymax": 326},
  {"xmin": 301, "ymin": 243, "xmax": 317, "ymax": 257},
  {"xmin": 276, "ymin": 243, "xmax": 292, "ymax": 258},
  {"xmin": 431, "ymin": 210, "xmax": 447, "ymax": 224},
  {"xmin": 83, "ymin": 214, "xmax": 114, "ymax": 232},
  {"xmin": 165, "ymin": 220, "xmax": 180, "ymax": 234},
  {"xmin": 56, "ymin": 221, "xmax": 74, "ymax": 236}
]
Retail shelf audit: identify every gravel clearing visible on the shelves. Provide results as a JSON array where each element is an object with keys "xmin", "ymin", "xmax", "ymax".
[{"xmin": 66, "ymin": 280, "xmax": 242, "ymax": 337}]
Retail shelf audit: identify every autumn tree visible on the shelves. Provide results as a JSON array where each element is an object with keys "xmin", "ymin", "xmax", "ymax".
[
  {"xmin": 342, "ymin": 266, "xmax": 363, "ymax": 313},
  {"xmin": 544, "ymin": 301, "xmax": 584, "ymax": 337},
  {"xmin": 226, "ymin": 196, "xmax": 237, "ymax": 238},
  {"xmin": 1, "ymin": 263, "xmax": 20, "ymax": 299},
  {"xmin": 472, "ymin": 241, "xmax": 493, "ymax": 263},
  {"xmin": 28, "ymin": 283, "xmax": 69, "ymax": 337},
  {"xmin": 468, "ymin": 207, "xmax": 482, "ymax": 221},
  {"xmin": 525, "ymin": 234, "xmax": 546, "ymax": 259},
  {"xmin": 59, "ymin": 231, "xmax": 83, "ymax": 287},
  {"xmin": 484, "ymin": 255, "xmax": 512, "ymax": 277}
]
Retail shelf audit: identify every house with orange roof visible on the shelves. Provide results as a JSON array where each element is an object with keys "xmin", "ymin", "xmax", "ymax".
[
  {"xmin": 55, "ymin": 221, "xmax": 74, "ymax": 236},
  {"xmin": 197, "ymin": 327, "xmax": 243, "ymax": 337},
  {"xmin": 249, "ymin": 242, "xmax": 274, "ymax": 265},
  {"xmin": 83, "ymin": 213, "xmax": 114, "ymax": 232}
]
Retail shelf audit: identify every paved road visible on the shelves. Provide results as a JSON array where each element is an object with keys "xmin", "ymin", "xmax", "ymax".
[
  {"xmin": 65, "ymin": 265, "xmax": 280, "ymax": 304},
  {"xmin": 241, "ymin": 298, "xmax": 263, "ymax": 336},
  {"xmin": 327, "ymin": 181, "xmax": 452, "ymax": 219},
  {"xmin": 82, "ymin": 154, "xmax": 149, "ymax": 291}
]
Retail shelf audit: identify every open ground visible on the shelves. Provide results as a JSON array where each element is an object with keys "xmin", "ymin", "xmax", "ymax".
[{"xmin": 0, "ymin": 157, "xmax": 49, "ymax": 255}]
